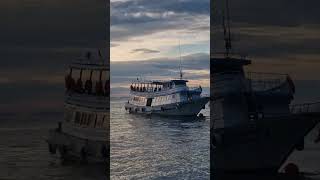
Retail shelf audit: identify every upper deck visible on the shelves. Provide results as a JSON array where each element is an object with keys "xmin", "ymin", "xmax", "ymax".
[
  {"xmin": 64, "ymin": 52, "xmax": 110, "ymax": 109},
  {"xmin": 129, "ymin": 79, "xmax": 201, "ymax": 98},
  {"xmin": 69, "ymin": 60, "xmax": 109, "ymax": 71}
]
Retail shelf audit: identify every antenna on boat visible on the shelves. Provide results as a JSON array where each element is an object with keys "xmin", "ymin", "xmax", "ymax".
[
  {"xmin": 223, "ymin": 0, "xmax": 232, "ymax": 57},
  {"xmin": 98, "ymin": 49, "xmax": 102, "ymax": 59},
  {"xmin": 179, "ymin": 40, "xmax": 183, "ymax": 80}
]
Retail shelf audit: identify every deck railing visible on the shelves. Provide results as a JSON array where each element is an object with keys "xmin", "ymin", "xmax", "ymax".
[
  {"xmin": 290, "ymin": 102, "xmax": 320, "ymax": 114},
  {"xmin": 211, "ymin": 52, "xmax": 248, "ymax": 60},
  {"xmin": 246, "ymin": 72, "xmax": 288, "ymax": 91}
]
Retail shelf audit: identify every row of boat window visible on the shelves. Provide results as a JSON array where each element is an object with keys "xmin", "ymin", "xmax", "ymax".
[
  {"xmin": 67, "ymin": 111, "xmax": 107, "ymax": 128},
  {"xmin": 154, "ymin": 94, "xmax": 176, "ymax": 102},
  {"xmin": 132, "ymin": 94, "xmax": 176, "ymax": 103},
  {"xmin": 133, "ymin": 96, "xmax": 146, "ymax": 102},
  {"xmin": 130, "ymin": 85, "xmax": 163, "ymax": 92}
]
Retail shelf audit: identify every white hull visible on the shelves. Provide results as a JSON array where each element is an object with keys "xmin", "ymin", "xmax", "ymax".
[
  {"xmin": 47, "ymin": 129, "xmax": 108, "ymax": 163},
  {"xmin": 125, "ymin": 97, "xmax": 209, "ymax": 116}
]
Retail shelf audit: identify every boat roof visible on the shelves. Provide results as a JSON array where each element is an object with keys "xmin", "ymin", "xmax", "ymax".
[
  {"xmin": 132, "ymin": 79, "xmax": 188, "ymax": 85},
  {"xmin": 69, "ymin": 59, "xmax": 109, "ymax": 71}
]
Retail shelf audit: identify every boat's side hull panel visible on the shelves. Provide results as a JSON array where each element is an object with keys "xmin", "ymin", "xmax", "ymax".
[
  {"xmin": 47, "ymin": 129, "xmax": 108, "ymax": 163},
  {"xmin": 125, "ymin": 97, "xmax": 209, "ymax": 116},
  {"xmin": 212, "ymin": 114, "xmax": 320, "ymax": 174}
]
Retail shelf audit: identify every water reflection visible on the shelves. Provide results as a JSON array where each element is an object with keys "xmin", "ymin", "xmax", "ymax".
[{"xmin": 111, "ymin": 98, "xmax": 210, "ymax": 179}]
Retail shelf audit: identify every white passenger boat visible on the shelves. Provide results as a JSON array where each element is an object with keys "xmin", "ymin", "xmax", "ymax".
[
  {"xmin": 125, "ymin": 79, "xmax": 209, "ymax": 116},
  {"xmin": 47, "ymin": 52, "xmax": 109, "ymax": 163}
]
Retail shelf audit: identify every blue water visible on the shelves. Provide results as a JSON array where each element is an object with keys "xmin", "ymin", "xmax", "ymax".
[{"xmin": 110, "ymin": 97, "xmax": 210, "ymax": 179}]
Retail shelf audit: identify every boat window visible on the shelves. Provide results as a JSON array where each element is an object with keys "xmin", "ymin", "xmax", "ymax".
[
  {"xmin": 174, "ymin": 81, "xmax": 186, "ymax": 86},
  {"xmin": 103, "ymin": 115, "xmax": 109, "ymax": 129},
  {"xmin": 96, "ymin": 114, "xmax": 106, "ymax": 128},
  {"xmin": 83, "ymin": 113, "xmax": 86, "ymax": 125},
  {"xmin": 101, "ymin": 115, "xmax": 105, "ymax": 127},
  {"xmin": 146, "ymin": 98, "xmax": 152, "ymax": 106},
  {"xmin": 94, "ymin": 114, "xmax": 97, "ymax": 127},
  {"xmin": 87, "ymin": 114, "xmax": 93, "ymax": 126}
]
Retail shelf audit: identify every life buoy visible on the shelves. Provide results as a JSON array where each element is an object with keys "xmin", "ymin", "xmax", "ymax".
[
  {"xmin": 85, "ymin": 80, "xmax": 92, "ymax": 94},
  {"xmin": 70, "ymin": 78, "xmax": 76, "ymax": 91},
  {"xmin": 76, "ymin": 78, "xmax": 83, "ymax": 93},
  {"xmin": 96, "ymin": 81, "xmax": 103, "ymax": 95}
]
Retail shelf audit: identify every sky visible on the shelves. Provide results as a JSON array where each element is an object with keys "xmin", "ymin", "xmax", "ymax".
[
  {"xmin": 211, "ymin": 0, "xmax": 320, "ymax": 103},
  {"xmin": 110, "ymin": 0, "xmax": 210, "ymax": 61},
  {"xmin": 0, "ymin": 0, "xmax": 107, "ymax": 114},
  {"xmin": 0, "ymin": 0, "xmax": 319, "ymax": 113},
  {"xmin": 110, "ymin": 0, "xmax": 210, "ymax": 97},
  {"xmin": 211, "ymin": 0, "xmax": 320, "ymax": 81}
]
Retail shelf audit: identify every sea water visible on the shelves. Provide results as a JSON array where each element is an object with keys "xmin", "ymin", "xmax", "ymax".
[{"xmin": 110, "ymin": 97, "xmax": 210, "ymax": 179}]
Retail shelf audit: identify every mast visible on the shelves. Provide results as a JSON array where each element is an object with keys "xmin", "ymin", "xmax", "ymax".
[
  {"xmin": 179, "ymin": 40, "xmax": 183, "ymax": 79},
  {"xmin": 223, "ymin": 0, "xmax": 232, "ymax": 57}
]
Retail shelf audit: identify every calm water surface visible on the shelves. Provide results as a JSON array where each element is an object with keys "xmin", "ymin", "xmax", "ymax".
[
  {"xmin": 110, "ymin": 97, "xmax": 210, "ymax": 179},
  {"xmin": 0, "ymin": 113, "xmax": 107, "ymax": 180},
  {"xmin": 1, "ymin": 100, "xmax": 319, "ymax": 179}
]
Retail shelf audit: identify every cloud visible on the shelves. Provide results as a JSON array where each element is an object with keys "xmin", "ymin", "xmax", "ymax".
[
  {"xmin": 0, "ymin": 0, "xmax": 108, "ymax": 114},
  {"xmin": 212, "ymin": 0, "xmax": 320, "ymax": 27},
  {"xmin": 211, "ymin": 0, "xmax": 320, "ymax": 84},
  {"xmin": 131, "ymin": 48, "xmax": 160, "ymax": 54},
  {"xmin": 111, "ymin": 0, "xmax": 210, "ymax": 61},
  {"xmin": 0, "ymin": 0, "xmax": 107, "ymax": 49},
  {"xmin": 111, "ymin": 43, "xmax": 120, "ymax": 47}
]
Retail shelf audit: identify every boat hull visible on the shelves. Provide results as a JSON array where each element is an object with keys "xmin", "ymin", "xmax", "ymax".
[
  {"xmin": 47, "ymin": 129, "xmax": 108, "ymax": 163},
  {"xmin": 125, "ymin": 97, "xmax": 209, "ymax": 116},
  {"xmin": 211, "ymin": 113, "xmax": 320, "ymax": 175}
]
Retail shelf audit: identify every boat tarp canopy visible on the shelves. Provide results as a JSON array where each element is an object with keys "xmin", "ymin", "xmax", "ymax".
[{"xmin": 133, "ymin": 79, "xmax": 188, "ymax": 85}]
